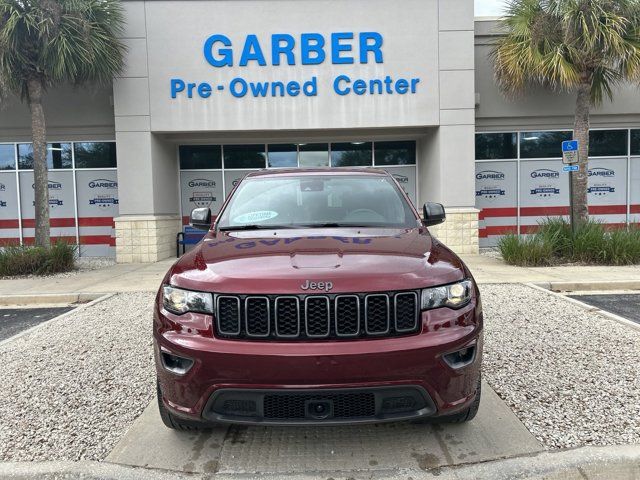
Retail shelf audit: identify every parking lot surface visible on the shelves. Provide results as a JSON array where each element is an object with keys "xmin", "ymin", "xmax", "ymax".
[
  {"xmin": 107, "ymin": 383, "xmax": 542, "ymax": 475},
  {"xmin": 0, "ymin": 307, "xmax": 74, "ymax": 342},
  {"xmin": 568, "ymin": 293, "xmax": 640, "ymax": 324}
]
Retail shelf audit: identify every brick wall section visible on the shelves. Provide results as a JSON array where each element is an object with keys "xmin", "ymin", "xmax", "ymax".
[
  {"xmin": 428, "ymin": 208, "xmax": 479, "ymax": 254},
  {"xmin": 115, "ymin": 215, "xmax": 181, "ymax": 263}
]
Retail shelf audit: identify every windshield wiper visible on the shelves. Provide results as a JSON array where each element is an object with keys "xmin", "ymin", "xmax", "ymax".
[
  {"xmin": 218, "ymin": 224, "xmax": 299, "ymax": 231},
  {"xmin": 294, "ymin": 223, "xmax": 380, "ymax": 228}
]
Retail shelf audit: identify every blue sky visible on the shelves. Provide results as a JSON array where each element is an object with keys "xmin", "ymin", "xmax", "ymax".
[{"xmin": 475, "ymin": 0, "xmax": 507, "ymax": 16}]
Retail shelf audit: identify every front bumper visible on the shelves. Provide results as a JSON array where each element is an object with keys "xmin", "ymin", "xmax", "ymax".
[{"xmin": 154, "ymin": 300, "xmax": 483, "ymax": 425}]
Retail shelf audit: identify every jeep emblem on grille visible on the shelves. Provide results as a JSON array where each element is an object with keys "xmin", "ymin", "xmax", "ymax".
[{"xmin": 301, "ymin": 280, "xmax": 333, "ymax": 292}]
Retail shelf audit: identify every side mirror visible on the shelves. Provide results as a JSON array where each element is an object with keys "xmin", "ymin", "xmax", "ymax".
[
  {"xmin": 190, "ymin": 207, "xmax": 212, "ymax": 231},
  {"xmin": 422, "ymin": 202, "xmax": 446, "ymax": 227}
]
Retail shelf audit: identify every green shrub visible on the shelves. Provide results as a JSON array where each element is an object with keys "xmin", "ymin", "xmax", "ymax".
[
  {"xmin": 498, "ymin": 233, "xmax": 554, "ymax": 267},
  {"xmin": 497, "ymin": 218, "xmax": 640, "ymax": 266},
  {"xmin": 0, "ymin": 241, "xmax": 77, "ymax": 276},
  {"xmin": 536, "ymin": 218, "xmax": 573, "ymax": 258}
]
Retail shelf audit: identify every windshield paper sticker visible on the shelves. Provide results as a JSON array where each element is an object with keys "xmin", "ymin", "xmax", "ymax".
[{"xmin": 233, "ymin": 211, "xmax": 278, "ymax": 224}]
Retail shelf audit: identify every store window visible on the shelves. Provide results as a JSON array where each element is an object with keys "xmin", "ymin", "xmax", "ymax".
[
  {"xmin": 179, "ymin": 145, "xmax": 222, "ymax": 169},
  {"xmin": 374, "ymin": 141, "xmax": 416, "ymax": 165},
  {"xmin": 17, "ymin": 143, "xmax": 72, "ymax": 169},
  {"xmin": 630, "ymin": 130, "xmax": 640, "ymax": 155},
  {"xmin": 224, "ymin": 145, "xmax": 266, "ymax": 169},
  {"xmin": 331, "ymin": 142, "xmax": 372, "ymax": 167},
  {"xmin": 0, "ymin": 144, "xmax": 15, "ymax": 170},
  {"xmin": 74, "ymin": 142, "xmax": 117, "ymax": 168},
  {"xmin": 589, "ymin": 130, "xmax": 628, "ymax": 157},
  {"xmin": 268, "ymin": 144, "xmax": 298, "ymax": 168},
  {"xmin": 475, "ymin": 133, "xmax": 517, "ymax": 160},
  {"xmin": 299, "ymin": 143, "xmax": 329, "ymax": 167},
  {"xmin": 520, "ymin": 131, "xmax": 572, "ymax": 159}
]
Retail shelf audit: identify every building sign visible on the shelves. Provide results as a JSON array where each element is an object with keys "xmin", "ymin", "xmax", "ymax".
[
  {"xmin": 170, "ymin": 32, "xmax": 421, "ymax": 100},
  {"xmin": 145, "ymin": 0, "xmax": 439, "ymax": 131}
]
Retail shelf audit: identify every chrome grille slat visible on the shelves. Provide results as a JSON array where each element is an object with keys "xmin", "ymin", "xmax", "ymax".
[
  {"xmin": 214, "ymin": 291, "xmax": 419, "ymax": 340},
  {"xmin": 335, "ymin": 295, "xmax": 360, "ymax": 337},
  {"xmin": 365, "ymin": 294, "xmax": 390, "ymax": 335},
  {"xmin": 275, "ymin": 296, "xmax": 300, "ymax": 338},
  {"xmin": 304, "ymin": 296, "xmax": 330, "ymax": 338},
  {"xmin": 216, "ymin": 296, "xmax": 241, "ymax": 335},
  {"xmin": 245, "ymin": 297, "xmax": 270, "ymax": 337},
  {"xmin": 394, "ymin": 292, "xmax": 419, "ymax": 333}
]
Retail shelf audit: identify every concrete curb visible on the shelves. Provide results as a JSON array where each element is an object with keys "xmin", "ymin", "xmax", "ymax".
[
  {"xmin": 0, "ymin": 293, "xmax": 115, "ymax": 348},
  {"xmin": 534, "ymin": 280, "xmax": 640, "ymax": 292},
  {"xmin": 0, "ymin": 445, "xmax": 639, "ymax": 479},
  {"xmin": 527, "ymin": 283, "xmax": 640, "ymax": 333},
  {"xmin": 0, "ymin": 292, "xmax": 108, "ymax": 306}
]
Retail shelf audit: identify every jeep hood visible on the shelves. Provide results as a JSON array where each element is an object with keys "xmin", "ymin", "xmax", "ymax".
[{"xmin": 169, "ymin": 228, "xmax": 466, "ymax": 294}]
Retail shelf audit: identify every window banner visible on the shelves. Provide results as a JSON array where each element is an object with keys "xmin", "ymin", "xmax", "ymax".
[
  {"xmin": 632, "ymin": 158, "xmax": 640, "ymax": 225},
  {"xmin": 587, "ymin": 158, "xmax": 628, "ymax": 224},
  {"xmin": 19, "ymin": 171, "xmax": 76, "ymax": 244},
  {"xmin": 76, "ymin": 170, "xmax": 119, "ymax": 256},
  {"xmin": 475, "ymin": 161, "xmax": 518, "ymax": 247},
  {"xmin": 0, "ymin": 172, "xmax": 19, "ymax": 245},
  {"xmin": 519, "ymin": 159, "xmax": 569, "ymax": 232},
  {"xmin": 382, "ymin": 167, "xmax": 417, "ymax": 206},
  {"xmin": 180, "ymin": 171, "xmax": 223, "ymax": 226}
]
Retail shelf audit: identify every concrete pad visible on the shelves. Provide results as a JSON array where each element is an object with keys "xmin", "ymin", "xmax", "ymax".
[
  {"xmin": 107, "ymin": 382, "xmax": 542, "ymax": 475},
  {"xmin": 106, "ymin": 401, "xmax": 227, "ymax": 474},
  {"xmin": 6, "ymin": 445, "xmax": 640, "ymax": 479}
]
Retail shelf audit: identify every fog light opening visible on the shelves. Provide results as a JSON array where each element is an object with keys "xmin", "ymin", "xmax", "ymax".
[
  {"xmin": 161, "ymin": 351, "xmax": 194, "ymax": 375},
  {"xmin": 443, "ymin": 345, "xmax": 476, "ymax": 369}
]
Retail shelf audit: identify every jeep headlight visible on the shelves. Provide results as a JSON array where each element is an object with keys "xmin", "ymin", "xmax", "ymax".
[
  {"xmin": 162, "ymin": 285, "xmax": 213, "ymax": 315},
  {"xmin": 421, "ymin": 279, "xmax": 473, "ymax": 310}
]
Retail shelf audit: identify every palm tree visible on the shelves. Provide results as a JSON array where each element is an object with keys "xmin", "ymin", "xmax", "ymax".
[
  {"xmin": 0, "ymin": 0, "xmax": 125, "ymax": 248},
  {"xmin": 491, "ymin": 0, "xmax": 640, "ymax": 225}
]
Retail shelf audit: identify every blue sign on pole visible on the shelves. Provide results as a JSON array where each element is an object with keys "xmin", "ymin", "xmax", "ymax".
[
  {"xmin": 562, "ymin": 140, "xmax": 578, "ymax": 152},
  {"xmin": 563, "ymin": 165, "xmax": 579, "ymax": 172}
]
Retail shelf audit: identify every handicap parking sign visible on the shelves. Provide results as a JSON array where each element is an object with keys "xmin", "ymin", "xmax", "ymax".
[{"xmin": 562, "ymin": 140, "xmax": 579, "ymax": 165}]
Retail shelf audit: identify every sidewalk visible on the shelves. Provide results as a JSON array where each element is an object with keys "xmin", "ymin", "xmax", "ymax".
[{"xmin": 0, "ymin": 255, "xmax": 639, "ymax": 297}]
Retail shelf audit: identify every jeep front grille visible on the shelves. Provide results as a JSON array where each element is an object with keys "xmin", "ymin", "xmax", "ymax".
[{"xmin": 214, "ymin": 291, "xmax": 420, "ymax": 340}]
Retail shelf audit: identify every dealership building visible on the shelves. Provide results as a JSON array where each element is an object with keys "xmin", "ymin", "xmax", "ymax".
[{"xmin": 0, "ymin": 0, "xmax": 639, "ymax": 262}]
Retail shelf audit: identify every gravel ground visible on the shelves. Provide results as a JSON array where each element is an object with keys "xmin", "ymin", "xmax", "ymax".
[
  {"xmin": 0, "ymin": 293, "xmax": 155, "ymax": 462},
  {"xmin": 481, "ymin": 284, "xmax": 640, "ymax": 449}
]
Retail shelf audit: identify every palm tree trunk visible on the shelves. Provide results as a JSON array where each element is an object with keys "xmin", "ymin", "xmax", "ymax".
[
  {"xmin": 571, "ymin": 81, "xmax": 590, "ymax": 226},
  {"xmin": 26, "ymin": 78, "xmax": 51, "ymax": 249}
]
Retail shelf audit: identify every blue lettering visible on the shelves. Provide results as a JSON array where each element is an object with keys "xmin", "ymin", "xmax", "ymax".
[
  {"xmin": 203, "ymin": 34, "xmax": 233, "ymax": 67},
  {"xmin": 352, "ymin": 79, "xmax": 367, "ymax": 95},
  {"xmin": 271, "ymin": 81, "xmax": 285, "ymax": 97},
  {"xmin": 230, "ymin": 78, "xmax": 248, "ymax": 97},
  {"xmin": 411, "ymin": 78, "xmax": 421, "ymax": 93},
  {"xmin": 239, "ymin": 34, "xmax": 267, "ymax": 66},
  {"xmin": 170, "ymin": 79, "xmax": 185, "ymax": 98},
  {"xmin": 333, "ymin": 75, "xmax": 351, "ymax": 95},
  {"xmin": 359, "ymin": 32, "xmax": 383, "ymax": 63},
  {"xmin": 272, "ymin": 34, "xmax": 295, "ymax": 65},
  {"xmin": 395, "ymin": 78, "xmax": 409, "ymax": 94},
  {"xmin": 286, "ymin": 81, "xmax": 301, "ymax": 96},
  {"xmin": 303, "ymin": 77, "xmax": 318, "ymax": 96},
  {"xmin": 301, "ymin": 33, "xmax": 326, "ymax": 65},
  {"xmin": 249, "ymin": 81, "xmax": 269, "ymax": 97},
  {"xmin": 197, "ymin": 83, "xmax": 212, "ymax": 98},
  {"xmin": 331, "ymin": 32, "xmax": 354, "ymax": 64}
]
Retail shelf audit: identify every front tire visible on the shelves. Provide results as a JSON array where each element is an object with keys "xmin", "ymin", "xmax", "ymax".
[{"xmin": 157, "ymin": 381, "xmax": 209, "ymax": 431}]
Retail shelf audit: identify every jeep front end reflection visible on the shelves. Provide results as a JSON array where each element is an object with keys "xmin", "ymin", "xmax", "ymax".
[{"xmin": 154, "ymin": 168, "xmax": 483, "ymax": 428}]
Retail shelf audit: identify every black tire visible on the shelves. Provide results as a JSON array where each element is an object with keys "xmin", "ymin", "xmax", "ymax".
[
  {"xmin": 156, "ymin": 381, "xmax": 210, "ymax": 431},
  {"xmin": 437, "ymin": 376, "xmax": 481, "ymax": 424}
]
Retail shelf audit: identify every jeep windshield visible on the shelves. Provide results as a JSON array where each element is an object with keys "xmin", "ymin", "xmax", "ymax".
[{"xmin": 216, "ymin": 174, "xmax": 418, "ymax": 231}]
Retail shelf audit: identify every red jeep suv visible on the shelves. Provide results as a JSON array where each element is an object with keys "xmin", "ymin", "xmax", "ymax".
[{"xmin": 154, "ymin": 168, "xmax": 482, "ymax": 429}]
